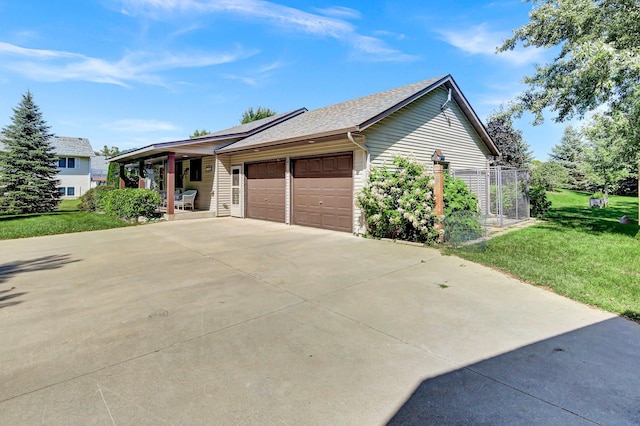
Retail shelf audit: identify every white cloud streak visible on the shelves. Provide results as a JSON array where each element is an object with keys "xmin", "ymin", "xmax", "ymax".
[
  {"xmin": 0, "ymin": 41, "xmax": 254, "ymax": 86},
  {"xmin": 120, "ymin": 0, "xmax": 416, "ymax": 62},
  {"xmin": 102, "ymin": 118, "xmax": 180, "ymax": 133},
  {"xmin": 313, "ymin": 6, "xmax": 361, "ymax": 20},
  {"xmin": 437, "ymin": 24, "xmax": 544, "ymax": 66}
]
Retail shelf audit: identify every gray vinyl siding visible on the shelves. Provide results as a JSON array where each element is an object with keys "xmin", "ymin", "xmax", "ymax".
[
  {"xmin": 365, "ymin": 87, "xmax": 491, "ymax": 171},
  {"xmin": 182, "ymin": 155, "xmax": 215, "ymax": 210},
  {"xmin": 220, "ymin": 139, "xmax": 367, "ymax": 233},
  {"xmin": 215, "ymin": 155, "xmax": 232, "ymax": 215}
]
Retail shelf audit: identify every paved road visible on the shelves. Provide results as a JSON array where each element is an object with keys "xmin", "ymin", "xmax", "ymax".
[{"xmin": 0, "ymin": 218, "xmax": 638, "ymax": 425}]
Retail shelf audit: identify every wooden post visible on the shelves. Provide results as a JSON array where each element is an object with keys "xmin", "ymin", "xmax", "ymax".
[
  {"xmin": 138, "ymin": 160, "xmax": 145, "ymax": 188},
  {"xmin": 433, "ymin": 163, "xmax": 444, "ymax": 242},
  {"xmin": 167, "ymin": 153, "xmax": 175, "ymax": 215},
  {"xmin": 119, "ymin": 164, "xmax": 126, "ymax": 189}
]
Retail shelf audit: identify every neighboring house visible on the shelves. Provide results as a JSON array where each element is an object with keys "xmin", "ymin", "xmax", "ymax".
[
  {"xmin": 91, "ymin": 155, "xmax": 108, "ymax": 188},
  {"xmin": 110, "ymin": 74, "xmax": 499, "ymax": 233},
  {"xmin": 0, "ymin": 135, "xmax": 95, "ymax": 199},
  {"xmin": 51, "ymin": 137, "xmax": 95, "ymax": 198}
]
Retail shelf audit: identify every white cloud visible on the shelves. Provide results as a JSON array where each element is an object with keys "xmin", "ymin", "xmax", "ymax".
[
  {"xmin": 221, "ymin": 60, "xmax": 285, "ymax": 86},
  {"xmin": 437, "ymin": 24, "xmax": 544, "ymax": 66},
  {"xmin": 120, "ymin": 0, "xmax": 413, "ymax": 62},
  {"xmin": 374, "ymin": 30, "xmax": 406, "ymax": 41},
  {"xmin": 313, "ymin": 6, "xmax": 361, "ymax": 20},
  {"xmin": 102, "ymin": 119, "xmax": 181, "ymax": 133},
  {"xmin": 0, "ymin": 41, "xmax": 254, "ymax": 86}
]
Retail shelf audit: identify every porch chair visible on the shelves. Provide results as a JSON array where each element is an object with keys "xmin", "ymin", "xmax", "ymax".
[{"xmin": 176, "ymin": 189, "xmax": 197, "ymax": 210}]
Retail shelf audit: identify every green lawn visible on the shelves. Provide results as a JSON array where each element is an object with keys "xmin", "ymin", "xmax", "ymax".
[
  {"xmin": 450, "ymin": 190, "xmax": 640, "ymax": 321},
  {"xmin": 0, "ymin": 199, "xmax": 131, "ymax": 240}
]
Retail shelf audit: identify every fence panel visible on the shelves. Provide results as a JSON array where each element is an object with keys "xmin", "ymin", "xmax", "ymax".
[{"xmin": 452, "ymin": 166, "xmax": 530, "ymax": 227}]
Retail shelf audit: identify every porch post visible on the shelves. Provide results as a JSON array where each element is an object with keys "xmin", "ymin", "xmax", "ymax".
[
  {"xmin": 433, "ymin": 163, "xmax": 444, "ymax": 242},
  {"xmin": 167, "ymin": 152, "xmax": 175, "ymax": 214},
  {"xmin": 138, "ymin": 160, "xmax": 145, "ymax": 188},
  {"xmin": 119, "ymin": 164, "xmax": 126, "ymax": 189}
]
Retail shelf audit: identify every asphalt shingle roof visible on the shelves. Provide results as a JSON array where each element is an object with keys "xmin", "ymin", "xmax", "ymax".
[
  {"xmin": 204, "ymin": 109, "xmax": 307, "ymax": 138},
  {"xmin": 51, "ymin": 137, "xmax": 95, "ymax": 157},
  {"xmin": 0, "ymin": 134, "xmax": 94, "ymax": 157},
  {"xmin": 217, "ymin": 76, "xmax": 447, "ymax": 153}
]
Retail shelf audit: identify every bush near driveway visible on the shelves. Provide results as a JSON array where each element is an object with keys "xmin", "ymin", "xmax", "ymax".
[
  {"xmin": 101, "ymin": 188, "xmax": 161, "ymax": 222},
  {"xmin": 357, "ymin": 155, "xmax": 481, "ymax": 245}
]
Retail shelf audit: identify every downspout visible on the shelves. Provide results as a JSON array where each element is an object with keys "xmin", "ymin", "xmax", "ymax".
[
  {"xmin": 348, "ymin": 131, "xmax": 369, "ymax": 236},
  {"xmin": 347, "ymin": 131, "xmax": 368, "ymax": 154}
]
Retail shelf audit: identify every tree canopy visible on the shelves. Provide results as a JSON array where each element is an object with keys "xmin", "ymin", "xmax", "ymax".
[
  {"xmin": 0, "ymin": 91, "xmax": 60, "ymax": 214},
  {"xmin": 550, "ymin": 126, "xmax": 589, "ymax": 191},
  {"xmin": 486, "ymin": 112, "xmax": 533, "ymax": 168},
  {"xmin": 499, "ymin": 0, "xmax": 640, "ymax": 128},
  {"xmin": 189, "ymin": 129, "xmax": 210, "ymax": 139},
  {"xmin": 240, "ymin": 107, "xmax": 277, "ymax": 124},
  {"xmin": 95, "ymin": 145, "xmax": 120, "ymax": 157}
]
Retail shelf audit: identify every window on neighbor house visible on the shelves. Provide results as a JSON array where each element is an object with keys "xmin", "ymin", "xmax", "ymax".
[
  {"xmin": 66, "ymin": 187, "xmax": 75, "ymax": 196},
  {"xmin": 58, "ymin": 157, "xmax": 77, "ymax": 168},
  {"xmin": 58, "ymin": 187, "xmax": 65, "ymax": 196},
  {"xmin": 189, "ymin": 158, "xmax": 202, "ymax": 182}
]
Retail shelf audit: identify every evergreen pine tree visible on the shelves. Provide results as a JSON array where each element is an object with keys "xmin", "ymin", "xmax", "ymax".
[
  {"xmin": 0, "ymin": 91, "xmax": 60, "ymax": 214},
  {"xmin": 550, "ymin": 125, "xmax": 589, "ymax": 191}
]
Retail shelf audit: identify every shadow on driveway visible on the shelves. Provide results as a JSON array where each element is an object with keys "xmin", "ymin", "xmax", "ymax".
[
  {"xmin": 0, "ymin": 254, "xmax": 79, "ymax": 309},
  {"xmin": 388, "ymin": 317, "xmax": 640, "ymax": 425}
]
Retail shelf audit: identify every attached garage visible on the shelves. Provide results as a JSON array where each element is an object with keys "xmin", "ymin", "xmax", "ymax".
[
  {"xmin": 245, "ymin": 160, "xmax": 285, "ymax": 222},
  {"xmin": 292, "ymin": 154, "xmax": 353, "ymax": 233}
]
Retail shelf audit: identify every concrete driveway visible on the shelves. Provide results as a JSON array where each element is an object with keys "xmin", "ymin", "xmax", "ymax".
[{"xmin": 0, "ymin": 218, "xmax": 638, "ymax": 425}]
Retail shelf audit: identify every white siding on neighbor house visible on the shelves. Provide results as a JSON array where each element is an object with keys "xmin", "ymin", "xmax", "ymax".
[
  {"xmin": 181, "ymin": 156, "xmax": 215, "ymax": 210},
  {"xmin": 57, "ymin": 157, "xmax": 91, "ymax": 197},
  {"xmin": 220, "ymin": 139, "xmax": 367, "ymax": 233},
  {"xmin": 365, "ymin": 87, "xmax": 491, "ymax": 172},
  {"xmin": 214, "ymin": 155, "xmax": 232, "ymax": 216}
]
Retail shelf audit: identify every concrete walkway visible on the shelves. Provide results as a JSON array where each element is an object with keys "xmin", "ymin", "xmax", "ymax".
[{"xmin": 0, "ymin": 218, "xmax": 638, "ymax": 425}]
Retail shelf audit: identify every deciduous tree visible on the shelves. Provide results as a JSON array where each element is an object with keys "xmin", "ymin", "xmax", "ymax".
[
  {"xmin": 499, "ymin": 0, "xmax": 640, "ymax": 130},
  {"xmin": 189, "ymin": 129, "xmax": 210, "ymax": 138},
  {"xmin": 240, "ymin": 107, "xmax": 276, "ymax": 124}
]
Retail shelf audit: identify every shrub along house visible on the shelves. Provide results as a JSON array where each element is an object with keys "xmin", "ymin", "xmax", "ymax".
[{"xmin": 110, "ymin": 74, "xmax": 499, "ymax": 233}]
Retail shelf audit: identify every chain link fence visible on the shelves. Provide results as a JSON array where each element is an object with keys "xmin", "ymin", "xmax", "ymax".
[{"xmin": 451, "ymin": 166, "xmax": 530, "ymax": 228}]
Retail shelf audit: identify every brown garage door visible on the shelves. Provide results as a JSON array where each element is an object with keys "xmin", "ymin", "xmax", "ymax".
[
  {"xmin": 293, "ymin": 154, "xmax": 353, "ymax": 233},
  {"xmin": 246, "ymin": 161, "xmax": 285, "ymax": 222}
]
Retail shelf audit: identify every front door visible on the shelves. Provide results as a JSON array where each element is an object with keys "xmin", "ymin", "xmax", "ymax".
[{"xmin": 230, "ymin": 165, "xmax": 242, "ymax": 217}]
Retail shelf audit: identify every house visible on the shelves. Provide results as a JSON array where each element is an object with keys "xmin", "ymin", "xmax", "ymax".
[
  {"xmin": 0, "ymin": 135, "xmax": 96, "ymax": 199},
  {"xmin": 90, "ymin": 155, "xmax": 108, "ymax": 188},
  {"xmin": 50, "ymin": 137, "xmax": 95, "ymax": 198},
  {"xmin": 110, "ymin": 74, "xmax": 499, "ymax": 233}
]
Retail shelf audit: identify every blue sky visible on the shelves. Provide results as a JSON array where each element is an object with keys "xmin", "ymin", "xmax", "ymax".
[{"xmin": 0, "ymin": 0, "xmax": 573, "ymax": 159}]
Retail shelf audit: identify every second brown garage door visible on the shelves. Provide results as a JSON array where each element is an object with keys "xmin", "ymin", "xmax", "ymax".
[
  {"xmin": 246, "ymin": 161, "xmax": 285, "ymax": 222},
  {"xmin": 292, "ymin": 154, "xmax": 353, "ymax": 233}
]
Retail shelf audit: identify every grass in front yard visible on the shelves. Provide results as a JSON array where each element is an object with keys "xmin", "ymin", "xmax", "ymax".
[
  {"xmin": 0, "ymin": 199, "xmax": 131, "ymax": 240},
  {"xmin": 450, "ymin": 190, "xmax": 640, "ymax": 321}
]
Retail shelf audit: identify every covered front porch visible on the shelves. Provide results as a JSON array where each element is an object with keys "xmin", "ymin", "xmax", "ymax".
[{"xmin": 109, "ymin": 138, "xmax": 219, "ymax": 216}]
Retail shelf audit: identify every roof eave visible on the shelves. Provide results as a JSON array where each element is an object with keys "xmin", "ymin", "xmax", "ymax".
[
  {"xmin": 215, "ymin": 127, "xmax": 358, "ymax": 154},
  {"xmin": 444, "ymin": 78, "xmax": 500, "ymax": 157},
  {"xmin": 357, "ymin": 74, "xmax": 450, "ymax": 131}
]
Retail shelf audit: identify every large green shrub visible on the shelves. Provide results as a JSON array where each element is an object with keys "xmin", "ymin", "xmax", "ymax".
[
  {"xmin": 443, "ymin": 174, "xmax": 482, "ymax": 245},
  {"xmin": 78, "ymin": 185, "xmax": 113, "ymax": 212},
  {"xmin": 529, "ymin": 185, "xmax": 551, "ymax": 218},
  {"xmin": 357, "ymin": 156, "xmax": 439, "ymax": 244},
  {"xmin": 101, "ymin": 188, "xmax": 161, "ymax": 221}
]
